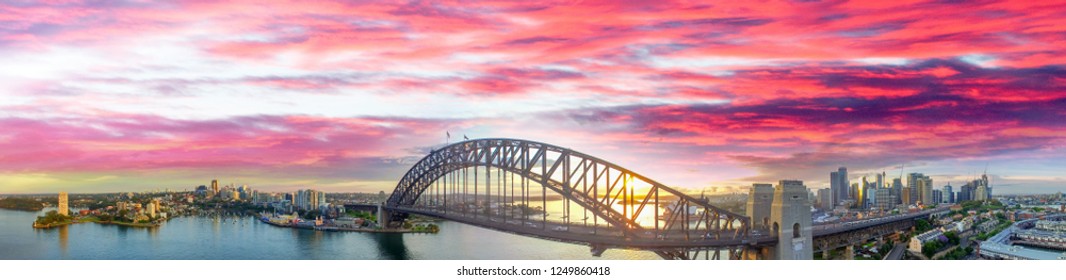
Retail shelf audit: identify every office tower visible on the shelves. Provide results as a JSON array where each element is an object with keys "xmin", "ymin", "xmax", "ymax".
[
  {"xmin": 816, "ymin": 188, "xmax": 832, "ymax": 211},
  {"xmin": 850, "ymin": 183, "xmax": 859, "ymax": 207},
  {"xmin": 865, "ymin": 185, "xmax": 876, "ymax": 208},
  {"xmin": 876, "ymin": 172, "xmax": 884, "ymax": 189},
  {"xmin": 959, "ymin": 183, "xmax": 974, "ymax": 202},
  {"xmin": 830, "ymin": 171, "xmax": 840, "ymax": 207},
  {"xmin": 892, "ymin": 178, "xmax": 903, "ymax": 205},
  {"xmin": 906, "ymin": 173, "xmax": 919, "ymax": 191},
  {"xmin": 906, "ymin": 173, "xmax": 932, "ymax": 205},
  {"xmin": 943, "ymin": 184, "xmax": 954, "ymax": 204},
  {"xmin": 830, "ymin": 167, "xmax": 848, "ymax": 207},
  {"xmin": 211, "ymin": 179, "xmax": 219, "ymax": 195},
  {"xmin": 875, "ymin": 188, "xmax": 896, "ymax": 210},
  {"xmin": 902, "ymin": 187, "xmax": 912, "ymax": 205},
  {"xmin": 919, "ymin": 177, "xmax": 933, "ymax": 205}
]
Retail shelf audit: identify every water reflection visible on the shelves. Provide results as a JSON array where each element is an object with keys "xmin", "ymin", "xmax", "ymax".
[
  {"xmin": 3, "ymin": 209, "xmax": 657, "ymax": 260},
  {"xmin": 58, "ymin": 225, "xmax": 68, "ymax": 258},
  {"xmin": 147, "ymin": 225, "xmax": 158, "ymax": 237},
  {"xmin": 373, "ymin": 233, "xmax": 409, "ymax": 260}
]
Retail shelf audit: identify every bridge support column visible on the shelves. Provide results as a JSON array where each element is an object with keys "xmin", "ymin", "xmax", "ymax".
[
  {"xmin": 377, "ymin": 204, "xmax": 390, "ymax": 228},
  {"xmin": 844, "ymin": 245, "xmax": 855, "ymax": 260},
  {"xmin": 746, "ymin": 184, "xmax": 774, "ymax": 231},
  {"xmin": 769, "ymin": 180, "xmax": 813, "ymax": 260}
]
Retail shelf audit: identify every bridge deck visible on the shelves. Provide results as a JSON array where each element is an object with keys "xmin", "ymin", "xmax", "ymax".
[{"xmin": 390, "ymin": 206, "xmax": 778, "ymax": 249}]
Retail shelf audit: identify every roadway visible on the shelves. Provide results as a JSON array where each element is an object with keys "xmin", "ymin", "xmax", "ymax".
[
  {"xmin": 354, "ymin": 203, "xmax": 949, "ymax": 252},
  {"xmin": 884, "ymin": 243, "xmax": 906, "ymax": 260},
  {"xmin": 390, "ymin": 205, "xmax": 778, "ymax": 249}
]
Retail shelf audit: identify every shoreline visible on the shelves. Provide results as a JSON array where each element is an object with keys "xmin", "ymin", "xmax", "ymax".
[
  {"xmin": 33, "ymin": 216, "xmax": 164, "ymax": 229},
  {"xmin": 1, "ymin": 207, "xmax": 46, "ymax": 212},
  {"xmin": 254, "ymin": 212, "xmax": 433, "ymax": 234}
]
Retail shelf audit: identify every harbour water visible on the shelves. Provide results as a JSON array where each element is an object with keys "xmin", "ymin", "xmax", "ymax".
[{"xmin": 0, "ymin": 208, "xmax": 658, "ymax": 260}]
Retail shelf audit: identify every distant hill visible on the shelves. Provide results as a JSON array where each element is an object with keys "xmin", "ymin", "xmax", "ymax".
[{"xmin": 0, "ymin": 197, "xmax": 46, "ymax": 212}]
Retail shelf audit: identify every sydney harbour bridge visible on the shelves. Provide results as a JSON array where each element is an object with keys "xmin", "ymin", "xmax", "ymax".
[{"xmin": 354, "ymin": 138, "xmax": 949, "ymax": 260}]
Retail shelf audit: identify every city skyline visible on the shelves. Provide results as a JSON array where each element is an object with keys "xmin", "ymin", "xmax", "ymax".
[{"xmin": 2, "ymin": 1, "xmax": 1065, "ymax": 195}]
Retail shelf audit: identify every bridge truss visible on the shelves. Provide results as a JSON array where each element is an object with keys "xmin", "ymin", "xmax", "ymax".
[{"xmin": 387, "ymin": 138, "xmax": 763, "ymax": 259}]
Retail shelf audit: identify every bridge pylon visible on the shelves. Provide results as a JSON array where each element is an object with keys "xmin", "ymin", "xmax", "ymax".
[{"xmin": 766, "ymin": 180, "xmax": 813, "ymax": 260}]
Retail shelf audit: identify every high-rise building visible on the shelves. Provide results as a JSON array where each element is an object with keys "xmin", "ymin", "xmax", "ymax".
[
  {"xmin": 816, "ymin": 188, "xmax": 832, "ymax": 211},
  {"xmin": 857, "ymin": 176, "xmax": 870, "ymax": 209},
  {"xmin": 211, "ymin": 179, "xmax": 219, "ymax": 195},
  {"xmin": 830, "ymin": 167, "xmax": 848, "ymax": 207},
  {"xmin": 902, "ymin": 186, "xmax": 913, "ymax": 206},
  {"xmin": 866, "ymin": 186, "xmax": 877, "ymax": 208},
  {"xmin": 294, "ymin": 189, "xmax": 322, "ymax": 211},
  {"xmin": 850, "ymin": 183, "xmax": 860, "ymax": 207},
  {"xmin": 892, "ymin": 178, "xmax": 903, "ymax": 205},
  {"xmin": 942, "ymin": 184, "xmax": 954, "ymax": 204},
  {"xmin": 317, "ymin": 191, "xmax": 326, "ymax": 209},
  {"xmin": 932, "ymin": 189, "xmax": 942, "ymax": 205},
  {"xmin": 906, "ymin": 173, "xmax": 919, "ymax": 191},
  {"xmin": 974, "ymin": 173, "xmax": 991, "ymax": 201},
  {"xmin": 919, "ymin": 177, "xmax": 933, "ymax": 205},
  {"xmin": 57, "ymin": 192, "xmax": 69, "ymax": 216},
  {"xmin": 876, "ymin": 172, "xmax": 885, "ymax": 189},
  {"xmin": 875, "ymin": 188, "xmax": 896, "ymax": 210},
  {"xmin": 982, "ymin": 174, "xmax": 992, "ymax": 200},
  {"xmin": 959, "ymin": 184, "xmax": 974, "ymax": 202},
  {"xmin": 146, "ymin": 202, "xmax": 156, "ymax": 218},
  {"xmin": 906, "ymin": 173, "xmax": 933, "ymax": 205},
  {"xmin": 295, "ymin": 190, "xmax": 305, "ymax": 210}
]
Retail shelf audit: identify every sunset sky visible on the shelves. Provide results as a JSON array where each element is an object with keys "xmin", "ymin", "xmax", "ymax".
[{"xmin": 1, "ymin": 1, "xmax": 1064, "ymax": 195}]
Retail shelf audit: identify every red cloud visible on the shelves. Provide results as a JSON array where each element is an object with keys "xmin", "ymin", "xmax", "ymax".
[{"xmin": 0, "ymin": 114, "xmax": 456, "ymax": 173}]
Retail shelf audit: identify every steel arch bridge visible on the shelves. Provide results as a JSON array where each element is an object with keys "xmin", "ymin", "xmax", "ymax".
[{"xmin": 385, "ymin": 138, "xmax": 773, "ymax": 260}]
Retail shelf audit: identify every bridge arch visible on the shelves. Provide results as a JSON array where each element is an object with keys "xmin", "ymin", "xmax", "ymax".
[{"xmin": 385, "ymin": 139, "xmax": 754, "ymax": 259}]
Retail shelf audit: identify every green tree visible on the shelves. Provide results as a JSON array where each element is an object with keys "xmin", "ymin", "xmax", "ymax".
[
  {"xmin": 922, "ymin": 241, "xmax": 942, "ymax": 258},
  {"xmin": 915, "ymin": 219, "xmax": 933, "ymax": 232},
  {"xmin": 879, "ymin": 243, "xmax": 893, "ymax": 256},
  {"xmin": 944, "ymin": 231, "xmax": 960, "ymax": 245},
  {"xmin": 35, "ymin": 210, "xmax": 72, "ymax": 226}
]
